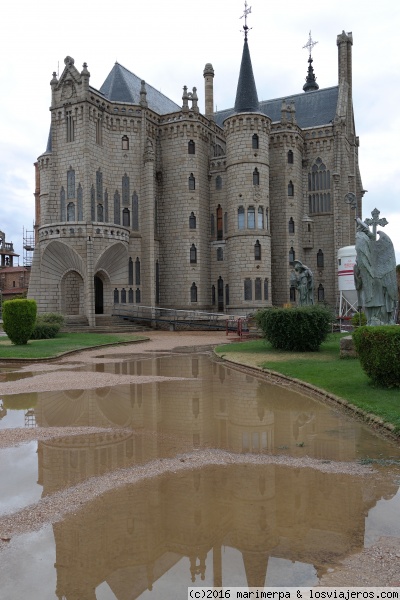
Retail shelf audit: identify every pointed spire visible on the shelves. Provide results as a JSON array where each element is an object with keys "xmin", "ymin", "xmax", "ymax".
[
  {"xmin": 303, "ymin": 31, "xmax": 319, "ymax": 92},
  {"xmin": 234, "ymin": 38, "xmax": 259, "ymax": 113}
]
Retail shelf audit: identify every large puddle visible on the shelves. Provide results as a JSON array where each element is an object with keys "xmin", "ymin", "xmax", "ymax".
[{"xmin": 0, "ymin": 352, "xmax": 399, "ymax": 598}]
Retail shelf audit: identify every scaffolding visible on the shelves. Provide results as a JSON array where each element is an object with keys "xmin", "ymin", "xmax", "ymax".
[{"xmin": 23, "ymin": 226, "xmax": 35, "ymax": 267}]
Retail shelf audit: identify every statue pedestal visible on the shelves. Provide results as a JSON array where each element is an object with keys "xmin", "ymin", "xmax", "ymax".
[{"xmin": 340, "ymin": 335, "xmax": 358, "ymax": 358}]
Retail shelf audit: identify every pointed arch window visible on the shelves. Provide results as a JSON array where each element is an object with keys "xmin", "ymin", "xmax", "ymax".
[
  {"xmin": 60, "ymin": 187, "xmax": 66, "ymax": 221},
  {"xmin": 253, "ymin": 168, "xmax": 260, "ymax": 186},
  {"xmin": 308, "ymin": 158, "xmax": 331, "ymax": 213},
  {"xmin": 128, "ymin": 288, "xmax": 134, "ymax": 303},
  {"xmin": 189, "ymin": 211, "xmax": 196, "ymax": 229},
  {"xmin": 288, "ymin": 217, "xmax": 295, "ymax": 233},
  {"xmin": 114, "ymin": 190, "xmax": 120, "ymax": 224},
  {"xmin": 238, "ymin": 206, "xmax": 245, "ymax": 230},
  {"xmin": 67, "ymin": 168, "xmax": 75, "ymax": 199},
  {"xmin": 318, "ymin": 284, "xmax": 325, "ymax": 302},
  {"xmin": 247, "ymin": 206, "xmax": 255, "ymax": 229},
  {"xmin": 135, "ymin": 288, "xmax": 141, "ymax": 303},
  {"xmin": 244, "ymin": 278, "xmax": 252, "ymax": 301},
  {"xmin": 188, "ymin": 139, "xmax": 195, "ymax": 154},
  {"xmin": 317, "ymin": 249, "xmax": 324, "ymax": 268},
  {"xmin": 121, "ymin": 288, "xmax": 126, "ymax": 303},
  {"xmin": 123, "ymin": 208, "xmax": 130, "ymax": 227},
  {"xmin": 191, "ymin": 282, "xmax": 198, "ymax": 302},
  {"xmin": 216, "ymin": 175, "xmax": 222, "ymax": 190},
  {"xmin": 96, "ymin": 169, "xmax": 103, "ymax": 202},
  {"xmin": 255, "ymin": 278, "xmax": 262, "ymax": 300},
  {"xmin": 289, "ymin": 247, "xmax": 295, "ymax": 265},
  {"xmin": 129, "ymin": 257, "xmax": 133, "ymax": 285},
  {"xmin": 122, "ymin": 174, "xmax": 130, "ymax": 205},
  {"xmin": 122, "ymin": 135, "xmax": 129, "ymax": 150},
  {"xmin": 135, "ymin": 258, "xmax": 141, "ymax": 285},
  {"xmin": 190, "ymin": 244, "xmax": 197, "ymax": 264},
  {"xmin": 258, "ymin": 206, "xmax": 264, "ymax": 229},
  {"xmin": 189, "ymin": 173, "xmax": 195, "ymax": 190},
  {"xmin": 114, "ymin": 288, "xmax": 119, "ymax": 303},
  {"xmin": 132, "ymin": 192, "xmax": 139, "ymax": 230},
  {"xmin": 287, "ymin": 150, "xmax": 294, "ymax": 164},
  {"xmin": 288, "ymin": 181, "xmax": 294, "ymax": 196},
  {"xmin": 77, "ymin": 184, "xmax": 83, "ymax": 220},
  {"xmin": 252, "ymin": 134, "xmax": 259, "ymax": 149},
  {"xmin": 104, "ymin": 190, "xmax": 109, "ymax": 222},
  {"xmin": 254, "ymin": 240, "xmax": 261, "ymax": 260},
  {"xmin": 91, "ymin": 185, "xmax": 96, "ymax": 221},
  {"xmin": 216, "ymin": 205, "xmax": 223, "ymax": 240}
]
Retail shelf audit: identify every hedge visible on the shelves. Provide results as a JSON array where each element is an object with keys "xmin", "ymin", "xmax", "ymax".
[
  {"xmin": 353, "ymin": 325, "xmax": 400, "ymax": 388},
  {"xmin": 30, "ymin": 313, "xmax": 64, "ymax": 340},
  {"xmin": 2, "ymin": 299, "xmax": 37, "ymax": 345}
]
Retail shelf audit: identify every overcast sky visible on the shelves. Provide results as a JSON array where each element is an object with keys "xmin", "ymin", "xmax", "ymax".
[{"xmin": 1, "ymin": 0, "xmax": 399, "ymax": 264}]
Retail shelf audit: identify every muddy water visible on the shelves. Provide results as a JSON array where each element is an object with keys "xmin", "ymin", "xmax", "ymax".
[{"xmin": 0, "ymin": 352, "xmax": 399, "ymax": 599}]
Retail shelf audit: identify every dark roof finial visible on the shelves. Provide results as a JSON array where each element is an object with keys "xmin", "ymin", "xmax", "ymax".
[
  {"xmin": 302, "ymin": 31, "xmax": 319, "ymax": 92},
  {"xmin": 240, "ymin": 1, "xmax": 252, "ymax": 41}
]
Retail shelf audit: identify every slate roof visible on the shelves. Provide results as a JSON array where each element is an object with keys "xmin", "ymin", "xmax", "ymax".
[
  {"xmin": 99, "ymin": 63, "xmax": 180, "ymax": 115},
  {"xmin": 234, "ymin": 39, "xmax": 259, "ymax": 113},
  {"xmin": 214, "ymin": 86, "xmax": 339, "ymax": 129}
]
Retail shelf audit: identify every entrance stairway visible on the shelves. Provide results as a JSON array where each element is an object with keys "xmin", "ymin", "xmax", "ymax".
[{"xmin": 61, "ymin": 315, "xmax": 150, "ymax": 334}]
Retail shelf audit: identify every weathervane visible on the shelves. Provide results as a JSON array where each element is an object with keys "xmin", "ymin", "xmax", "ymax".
[
  {"xmin": 240, "ymin": 1, "xmax": 252, "ymax": 40},
  {"xmin": 303, "ymin": 30, "xmax": 318, "ymax": 58}
]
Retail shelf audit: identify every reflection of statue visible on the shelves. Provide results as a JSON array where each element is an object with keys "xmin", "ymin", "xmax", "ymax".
[
  {"xmin": 290, "ymin": 260, "xmax": 314, "ymax": 305},
  {"xmin": 354, "ymin": 211, "xmax": 397, "ymax": 326}
]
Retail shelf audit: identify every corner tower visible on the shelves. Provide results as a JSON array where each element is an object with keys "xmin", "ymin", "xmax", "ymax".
[{"xmin": 223, "ymin": 8, "xmax": 272, "ymax": 313}]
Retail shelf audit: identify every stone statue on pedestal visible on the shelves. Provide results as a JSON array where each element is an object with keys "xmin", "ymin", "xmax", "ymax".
[
  {"xmin": 354, "ymin": 209, "xmax": 397, "ymax": 326},
  {"xmin": 290, "ymin": 260, "xmax": 314, "ymax": 306}
]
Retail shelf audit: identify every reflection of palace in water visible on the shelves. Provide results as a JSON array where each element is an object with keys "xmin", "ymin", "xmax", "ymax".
[
  {"xmin": 52, "ymin": 465, "xmax": 396, "ymax": 598},
  {"xmin": 12, "ymin": 354, "xmax": 397, "ymax": 597}
]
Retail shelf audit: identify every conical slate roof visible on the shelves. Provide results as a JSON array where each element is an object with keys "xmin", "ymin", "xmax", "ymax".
[
  {"xmin": 234, "ymin": 39, "xmax": 259, "ymax": 113},
  {"xmin": 99, "ymin": 63, "xmax": 180, "ymax": 115}
]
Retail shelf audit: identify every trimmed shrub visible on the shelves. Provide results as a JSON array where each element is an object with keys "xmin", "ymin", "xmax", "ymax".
[
  {"xmin": 30, "ymin": 312, "xmax": 64, "ymax": 340},
  {"xmin": 255, "ymin": 305, "xmax": 333, "ymax": 352},
  {"xmin": 353, "ymin": 325, "xmax": 400, "ymax": 387},
  {"xmin": 2, "ymin": 299, "xmax": 37, "ymax": 345},
  {"xmin": 351, "ymin": 311, "xmax": 367, "ymax": 328}
]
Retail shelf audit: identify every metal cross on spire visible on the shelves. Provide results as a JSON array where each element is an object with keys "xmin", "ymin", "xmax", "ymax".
[
  {"xmin": 303, "ymin": 30, "xmax": 318, "ymax": 57},
  {"xmin": 364, "ymin": 208, "xmax": 388, "ymax": 240},
  {"xmin": 240, "ymin": 1, "xmax": 252, "ymax": 40}
]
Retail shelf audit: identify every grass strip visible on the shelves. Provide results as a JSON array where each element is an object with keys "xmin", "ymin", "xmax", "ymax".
[
  {"xmin": 215, "ymin": 335, "xmax": 400, "ymax": 432},
  {"xmin": 0, "ymin": 332, "xmax": 146, "ymax": 359}
]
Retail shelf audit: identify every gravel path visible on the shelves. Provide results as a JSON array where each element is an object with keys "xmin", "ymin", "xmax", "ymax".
[{"xmin": 0, "ymin": 330, "xmax": 399, "ymax": 585}]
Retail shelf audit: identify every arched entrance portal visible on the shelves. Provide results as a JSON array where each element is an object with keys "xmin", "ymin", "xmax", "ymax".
[
  {"xmin": 94, "ymin": 276, "xmax": 104, "ymax": 314},
  {"xmin": 61, "ymin": 271, "xmax": 84, "ymax": 315}
]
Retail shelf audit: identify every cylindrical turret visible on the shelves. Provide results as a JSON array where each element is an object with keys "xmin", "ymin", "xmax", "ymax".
[{"xmin": 203, "ymin": 63, "xmax": 214, "ymax": 119}]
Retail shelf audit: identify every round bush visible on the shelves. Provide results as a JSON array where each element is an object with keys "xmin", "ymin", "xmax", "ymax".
[
  {"xmin": 353, "ymin": 325, "xmax": 400, "ymax": 387},
  {"xmin": 255, "ymin": 305, "xmax": 333, "ymax": 352},
  {"xmin": 30, "ymin": 322, "xmax": 60, "ymax": 340},
  {"xmin": 2, "ymin": 299, "xmax": 37, "ymax": 345}
]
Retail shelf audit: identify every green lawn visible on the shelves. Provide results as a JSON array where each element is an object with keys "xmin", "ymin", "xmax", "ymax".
[
  {"xmin": 0, "ymin": 332, "xmax": 146, "ymax": 359},
  {"xmin": 216, "ymin": 335, "xmax": 400, "ymax": 432}
]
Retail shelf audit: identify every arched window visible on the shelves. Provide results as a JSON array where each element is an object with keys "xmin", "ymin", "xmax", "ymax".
[
  {"xmin": 123, "ymin": 208, "xmax": 130, "ymax": 227},
  {"xmin": 264, "ymin": 278, "xmax": 269, "ymax": 300},
  {"xmin": 135, "ymin": 288, "xmax": 141, "ymax": 303},
  {"xmin": 113, "ymin": 288, "xmax": 119, "ymax": 303},
  {"xmin": 188, "ymin": 140, "xmax": 195, "ymax": 154},
  {"xmin": 288, "ymin": 217, "xmax": 295, "ymax": 233},
  {"xmin": 255, "ymin": 278, "xmax": 262, "ymax": 300},
  {"xmin": 253, "ymin": 168, "xmax": 260, "ymax": 186},
  {"xmin": 217, "ymin": 247, "xmax": 223, "ymax": 261},
  {"xmin": 67, "ymin": 202, "xmax": 75, "ymax": 221},
  {"xmin": 288, "ymin": 181, "xmax": 294, "ymax": 196},
  {"xmin": 67, "ymin": 168, "xmax": 75, "ymax": 199},
  {"xmin": 128, "ymin": 288, "xmax": 134, "ymax": 303},
  {"xmin": 289, "ymin": 247, "xmax": 295, "ymax": 265},
  {"xmin": 60, "ymin": 187, "xmax": 66, "ymax": 221},
  {"xmin": 189, "ymin": 173, "xmax": 195, "ymax": 190},
  {"xmin": 287, "ymin": 150, "xmax": 294, "ymax": 164},
  {"xmin": 190, "ymin": 244, "xmax": 197, "ymax": 263},
  {"xmin": 114, "ymin": 190, "xmax": 120, "ymax": 224},
  {"xmin": 318, "ymin": 284, "xmax": 325, "ymax": 302},
  {"xmin": 317, "ymin": 249, "xmax": 324, "ymax": 268},
  {"xmin": 132, "ymin": 192, "xmax": 139, "ymax": 230},
  {"xmin": 122, "ymin": 174, "xmax": 130, "ymax": 205},
  {"xmin": 247, "ymin": 206, "xmax": 255, "ymax": 229},
  {"xmin": 104, "ymin": 190, "xmax": 109, "ymax": 222},
  {"xmin": 244, "ymin": 278, "xmax": 252, "ymax": 300},
  {"xmin": 217, "ymin": 205, "xmax": 223, "ymax": 240},
  {"xmin": 135, "ymin": 258, "xmax": 141, "ymax": 285},
  {"xmin": 129, "ymin": 257, "xmax": 133, "ymax": 285},
  {"xmin": 257, "ymin": 206, "xmax": 264, "ymax": 229},
  {"xmin": 121, "ymin": 288, "xmax": 126, "ymax": 303},
  {"xmin": 254, "ymin": 240, "xmax": 261, "ymax": 260},
  {"xmin": 191, "ymin": 282, "xmax": 198, "ymax": 302},
  {"xmin": 308, "ymin": 158, "xmax": 331, "ymax": 213},
  {"xmin": 216, "ymin": 175, "xmax": 222, "ymax": 190},
  {"xmin": 238, "ymin": 206, "xmax": 245, "ymax": 229},
  {"xmin": 189, "ymin": 212, "xmax": 196, "ymax": 229},
  {"xmin": 252, "ymin": 134, "xmax": 259, "ymax": 149},
  {"xmin": 122, "ymin": 135, "xmax": 129, "ymax": 150}
]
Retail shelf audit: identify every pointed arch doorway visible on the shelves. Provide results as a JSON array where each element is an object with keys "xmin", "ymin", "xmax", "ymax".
[{"xmin": 94, "ymin": 276, "xmax": 104, "ymax": 314}]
